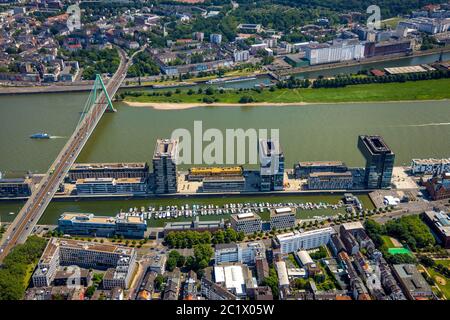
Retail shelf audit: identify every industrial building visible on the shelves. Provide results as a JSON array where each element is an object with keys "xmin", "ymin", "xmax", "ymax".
[
  {"xmin": 275, "ymin": 227, "xmax": 334, "ymax": 253},
  {"xmin": 398, "ymin": 17, "xmax": 450, "ymax": 34},
  {"xmin": 269, "ymin": 207, "xmax": 296, "ymax": 230},
  {"xmin": 187, "ymin": 166, "xmax": 243, "ymax": 181},
  {"xmin": 358, "ymin": 135, "xmax": 395, "ymax": 189},
  {"xmin": 32, "ymin": 238, "xmax": 136, "ymax": 289},
  {"xmin": 294, "ymin": 161, "xmax": 348, "ymax": 179},
  {"xmin": 304, "ymin": 41, "xmax": 365, "ymax": 65},
  {"xmin": 307, "ymin": 171, "xmax": 354, "ymax": 190},
  {"xmin": 57, "ymin": 212, "xmax": 147, "ymax": 239},
  {"xmin": 213, "ymin": 264, "xmax": 252, "ymax": 298},
  {"xmin": 153, "ymin": 139, "xmax": 178, "ymax": 194},
  {"xmin": 67, "ymin": 162, "xmax": 149, "ymax": 182},
  {"xmin": 202, "ymin": 176, "xmax": 245, "ymax": 193},
  {"xmin": 230, "ymin": 212, "xmax": 262, "ymax": 234},
  {"xmin": 259, "ymin": 139, "xmax": 284, "ymax": 191},
  {"xmin": 422, "ymin": 211, "xmax": 450, "ymax": 248},
  {"xmin": 75, "ymin": 177, "xmax": 148, "ymax": 195},
  {"xmin": 364, "ymin": 39, "xmax": 413, "ymax": 57}
]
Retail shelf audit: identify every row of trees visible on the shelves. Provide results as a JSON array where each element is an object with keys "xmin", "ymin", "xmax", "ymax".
[
  {"xmin": 62, "ymin": 48, "xmax": 120, "ymax": 80},
  {"xmin": 127, "ymin": 51, "xmax": 160, "ymax": 78},
  {"xmin": 0, "ymin": 236, "xmax": 48, "ymax": 300},
  {"xmin": 166, "ymin": 244, "xmax": 214, "ymax": 276},
  {"xmin": 312, "ymin": 70, "xmax": 450, "ymax": 88},
  {"xmin": 164, "ymin": 228, "xmax": 245, "ymax": 249}
]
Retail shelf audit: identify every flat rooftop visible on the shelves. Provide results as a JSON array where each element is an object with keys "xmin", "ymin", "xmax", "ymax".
[
  {"xmin": 359, "ymin": 135, "xmax": 393, "ymax": 155},
  {"xmin": 231, "ymin": 212, "xmax": 261, "ymax": 221},
  {"xmin": 424, "ymin": 211, "xmax": 450, "ymax": 237},
  {"xmin": 412, "ymin": 158, "xmax": 450, "ymax": 165},
  {"xmin": 259, "ymin": 139, "xmax": 283, "ymax": 157},
  {"xmin": 276, "ymin": 227, "xmax": 334, "ymax": 242},
  {"xmin": 39, "ymin": 238, "xmax": 135, "ymax": 264},
  {"xmin": 309, "ymin": 171, "xmax": 352, "ymax": 178},
  {"xmin": 297, "ymin": 161, "xmax": 346, "ymax": 167},
  {"xmin": 270, "ymin": 207, "xmax": 295, "ymax": 217},
  {"xmin": 153, "ymin": 139, "xmax": 178, "ymax": 159},
  {"xmin": 75, "ymin": 177, "xmax": 144, "ymax": 184},
  {"xmin": 203, "ymin": 176, "xmax": 245, "ymax": 182},
  {"xmin": 59, "ymin": 212, "xmax": 116, "ymax": 224},
  {"xmin": 70, "ymin": 162, "xmax": 148, "ymax": 170}
]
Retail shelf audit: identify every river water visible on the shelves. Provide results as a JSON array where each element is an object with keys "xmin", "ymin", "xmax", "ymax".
[{"xmin": 0, "ymin": 52, "xmax": 449, "ymax": 225}]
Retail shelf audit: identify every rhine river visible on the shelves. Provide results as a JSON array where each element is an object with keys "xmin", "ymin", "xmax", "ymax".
[{"xmin": 1, "ymin": 51, "xmax": 450, "ymax": 224}]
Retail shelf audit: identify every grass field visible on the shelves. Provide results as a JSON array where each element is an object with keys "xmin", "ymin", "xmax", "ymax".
[
  {"xmin": 381, "ymin": 235, "xmax": 395, "ymax": 248},
  {"xmin": 382, "ymin": 17, "xmax": 404, "ymax": 29},
  {"xmin": 125, "ymin": 78, "xmax": 450, "ymax": 104},
  {"xmin": 436, "ymin": 260, "xmax": 450, "ymax": 268},
  {"xmin": 428, "ymin": 267, "xmax": 450, "ymax": 299}
]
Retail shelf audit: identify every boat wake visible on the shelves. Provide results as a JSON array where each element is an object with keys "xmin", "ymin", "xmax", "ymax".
[
  {"xmin": 50, "ymin": 136, "xmax": 67, "ymax": 139},
  {"xmin": 394, "ymin": 122, "xmax": 450, "ymax": 128}
]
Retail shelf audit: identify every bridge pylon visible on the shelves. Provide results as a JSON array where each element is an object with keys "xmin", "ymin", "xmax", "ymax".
[{"xmin": 94, "ymin": 74, "xmax": 116, "ymax": 113}]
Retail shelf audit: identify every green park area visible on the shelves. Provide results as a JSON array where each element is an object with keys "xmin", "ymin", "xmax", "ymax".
[
  {"xmin": 421, "ymin": 260, "xmax": 450, "ymax": 300},
  {"xmin": 124, "ymin": 78, "xmax": 450, "ymax": 105},
  {"xmin": 0, "ymin": 236, "xmax": 47, "ymax": 300}
]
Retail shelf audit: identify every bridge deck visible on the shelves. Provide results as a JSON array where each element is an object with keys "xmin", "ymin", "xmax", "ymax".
[{"xmin": 0, "ymin": 48, "xmax": 135, "ymax": 261}]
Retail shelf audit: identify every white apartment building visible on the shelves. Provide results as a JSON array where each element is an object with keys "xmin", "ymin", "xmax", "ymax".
[
  {"xmin": 214, "ymin": 241, "xmax": 266, "ymax": 265},
  {"xmin": 250, "ymin": 43, "xmax": 268, "ymax": 54},
  {"xmin": 411, "ymin": 158, "xmax": 450, "ymax": 175},
  {"xmin": 233, "ymin": 50, "xmax": 250, "ymax": 62},
  {"xmin": 398, "ymin": 17, "xmax": 450, "ymax": 34},
  {"xmin": 32, "ymin": 238, "xmax": 137, "ymax": 289},
  {"xmin": 276, "ymin": 227, "xmax": 334, "ymax": 253}
]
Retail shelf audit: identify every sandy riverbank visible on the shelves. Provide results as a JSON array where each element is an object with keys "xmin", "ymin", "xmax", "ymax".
[
  {"xmin": 122, "ymin": 101, "xmax": 311, "ymax": 109},
  {"xmin": 122, "ymin": 99, "xmax": 449, "ymax": 110}
]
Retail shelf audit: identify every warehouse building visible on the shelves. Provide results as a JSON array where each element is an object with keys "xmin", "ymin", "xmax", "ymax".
[
  {"xmin": 294, "ymin": 161, "xmax": 348, "ymax": 179},
  {"xmin": 67, "ymin": 162, "xmax": 149, "ymax": 182},
  {"xmin": 75, "ymin": 177, "xmax": 148, "ymax": 195},
  {"xmin": 308, "ymin": 171, "xmax": 354, "ymax": 190}
]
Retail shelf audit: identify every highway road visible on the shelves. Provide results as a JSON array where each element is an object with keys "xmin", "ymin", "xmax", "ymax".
[{"xmin": 0, "ymin": 47, "xmax": 141, "ymax": 262}]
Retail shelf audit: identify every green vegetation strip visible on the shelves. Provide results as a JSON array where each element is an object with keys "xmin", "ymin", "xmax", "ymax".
[
  {"xmin": 0, "ymin": 236, "xmax": 47, "ymax": 300},
  {"xmin": 388, "ymin": 248, "xmax": 413, "ymax": 256},
  {"xmin": 124, "ymin": 78, "xmax": 450, "ymax": 104}
]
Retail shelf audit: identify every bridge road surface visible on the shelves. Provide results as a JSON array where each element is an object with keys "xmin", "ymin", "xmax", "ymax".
[{"xmin": 0, "ymin": 47, "xmax": 138, "ymax": 262}]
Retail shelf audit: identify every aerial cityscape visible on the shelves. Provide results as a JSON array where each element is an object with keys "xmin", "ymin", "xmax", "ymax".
[{"xmin": 0, "ymin": 0, "xmax": 450, "ymax": 310}]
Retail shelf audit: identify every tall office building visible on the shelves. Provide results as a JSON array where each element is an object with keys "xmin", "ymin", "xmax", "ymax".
[
  {"xmin": 358, "ymin": 135, "xmax": 395, "ymax": 189},
  {"xmin": 259, "ymin": 139, "xmax": 284, "ymax": 191},
  {"xmin": 153, "ymin": 139, "xmax": 178, "ymax": 194}
]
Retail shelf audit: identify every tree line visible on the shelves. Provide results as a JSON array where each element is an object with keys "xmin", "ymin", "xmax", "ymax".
[
  {"xmin": 311, "ymin": 70, "xmax": 450, "ymax": 88},
  {"xmin": 164, "ymin": 228, "xmax": 245, "ymax": 249},
  {"xmin": 0, "ymin": 236, "xmax": 48, "ymax": 300}
]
